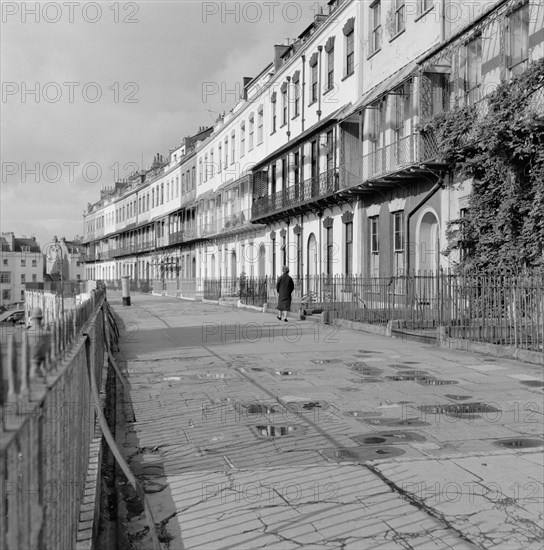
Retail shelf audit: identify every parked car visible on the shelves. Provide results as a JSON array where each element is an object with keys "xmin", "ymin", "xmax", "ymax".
[{"xmin": 0, "ymin": 309, "xmax": 26, "ymax": 326}]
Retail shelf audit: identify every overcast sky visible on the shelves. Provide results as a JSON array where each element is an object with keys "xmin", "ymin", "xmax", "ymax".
[{"xmin": 1, "ymin": 0, "xmax": 325, "ymax": 247}]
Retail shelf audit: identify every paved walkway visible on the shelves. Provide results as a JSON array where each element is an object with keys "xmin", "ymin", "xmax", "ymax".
[{"xmin": 109, "ymin": 292, "xmax": 544, "ymax": 550}]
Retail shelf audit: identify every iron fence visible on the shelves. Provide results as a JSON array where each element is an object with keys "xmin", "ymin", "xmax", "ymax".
[
  {"xmin": 0, "ymin": 289, "xmax": 106, "ymax": 549},
  {"xmin": 126, "ymin": 271, "xmax": 543, "ymax": 352}
]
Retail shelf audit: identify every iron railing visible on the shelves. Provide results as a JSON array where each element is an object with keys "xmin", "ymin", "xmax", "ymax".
[
  {"xmin": 0, "ymin": 289, "xmax": 107, "ymax": 550},
  {"xmin": 121, "ymin": 270, "xmax": 544, "ymax": 352},
  {"xmin": 253, "ymin": 169, "xmax": 339, "ymax": 218}
]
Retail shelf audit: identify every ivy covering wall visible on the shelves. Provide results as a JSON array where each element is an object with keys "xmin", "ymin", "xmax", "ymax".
[{"xmin": 422, "ymin": 58, "xmax": 544, "ymax": 272}]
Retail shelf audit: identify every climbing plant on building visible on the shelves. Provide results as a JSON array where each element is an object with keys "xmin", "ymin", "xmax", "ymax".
[{"xmin": 420, "ymin": 57, "xmax": 544, "ymax": 272}]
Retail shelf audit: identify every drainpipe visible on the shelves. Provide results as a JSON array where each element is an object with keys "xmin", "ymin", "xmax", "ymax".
[
  {"xmin": 405, "ymin": 174, "xmax": 444, "ymax": 276},
  {"xmin": 301, "ymin": 55, "xmax": 306, "ymax": 132}
]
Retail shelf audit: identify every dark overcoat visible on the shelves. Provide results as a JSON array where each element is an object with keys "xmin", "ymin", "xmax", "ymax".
[{"xmin": 276, "ymin": 273, "xmax": 295, "ymax": 310}]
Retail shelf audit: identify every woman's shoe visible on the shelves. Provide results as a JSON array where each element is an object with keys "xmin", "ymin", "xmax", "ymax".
[{"xmin": 277, "ymin": 316, "xmax": 281, "ymax": 320}]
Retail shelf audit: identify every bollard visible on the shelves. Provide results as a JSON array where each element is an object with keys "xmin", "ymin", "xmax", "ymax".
[{"xmin": 121, "ymin": 276, "xmax": 131, "ymax": 306}]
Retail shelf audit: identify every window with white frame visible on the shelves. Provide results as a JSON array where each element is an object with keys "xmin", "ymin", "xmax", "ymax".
[
  {"xmin": 257, "ymin": 107, "xmax": 263, "ymax": 144},
  {"xmin": 224, "ymin": 138, "xmax": 228, "ymax": 169},
  {"xmin": 369, "ymin": 1, "xmax": 381, "ymax": 55},
  {"xmin": 370, "ymin": 216, "xmax": 379, "ymax": 253},
  {"xmin": 370, "ymin": 216, "xmax": 379, "ymax": 275},
  {"xmin": 345, "ymin": 221, "xmax": 353, "ymax": 276},
  {"xmin": 218, "ymin": 143, "xmax": 222, "ymax": 172},
  {"xmin": 418, "ymin": 0, "xmax": 432, "ymax": 14},
  {"xmin": 394, "ymin": 0, "xmax": 405, "ymax": 35},
  {"xmin": 231, "ymin": 132, "xmax": 236, "ymax": 164},
  {"xmin": 271, "ymin": 92, "xmax": 277, "ymax": 132},
  {"xmin": 345, "ymin": 30, "xmax": 354, "ymax": 76},
  {"xmin": 292, "ymin": 72, "xmax": 301, "ymax": 117},
  {"xmin": 507, "ymin": 3, "xmax": 529, "ymax": 76},
  {"xmin": 240, "ymin": 123, "xmax": 245, "ymax": 157},
  {"xmin": 310, "ymin": 54, "xmax": 318, "ymax": 103},
  {"xmin": 249, "ymin": 114, "xmax": 255, "ymax": 149},
  {"xmin": 465, "ymin": 37, "xmax": 482, "ymax": 105},
  {"xmin": 325, "ymin": 36, "xmax": 335, "ymax": 90},
  {"xmin": 281, "ymin": 85, "xmax": 288, "ymax": 126}
]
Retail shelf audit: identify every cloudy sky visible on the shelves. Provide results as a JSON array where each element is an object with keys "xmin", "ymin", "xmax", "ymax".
[{"xmin": 1, "ymin": 0, "xmax": 324, "ymax": 247}]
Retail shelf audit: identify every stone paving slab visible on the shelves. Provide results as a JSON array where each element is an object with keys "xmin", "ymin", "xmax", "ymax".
[
  {"xmin": 370, "ymin": 452, "xmax": 544, "ymax": 549},
  {"xmin": 157, "ymin": 467, "xmax": 476, "ymax": 550},
  {"xmin": 109, "ymin": 293, "xmax": 543, "ymax": 549}
]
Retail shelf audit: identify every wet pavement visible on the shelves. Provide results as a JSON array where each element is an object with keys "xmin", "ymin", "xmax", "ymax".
[{"xmin": 109, "ymin": 292, "xmax": 544, "ymax": 550}]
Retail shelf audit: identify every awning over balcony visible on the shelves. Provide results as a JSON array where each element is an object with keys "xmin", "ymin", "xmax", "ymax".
[
  {"xmin": 342, "ymin": 61, "xmax": 419, "ymax": 122},
  {"xmin": 251, "ymin": 103, "xmax": 352, "ymax": 171},
  {"xmin": 215, "ymin": 173, "xmax": 251, "ymax": 194}
]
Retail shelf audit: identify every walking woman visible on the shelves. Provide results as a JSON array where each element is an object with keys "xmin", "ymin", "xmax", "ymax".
[{"xmin": 276, "ymin": 266, "xmax": 294, "ymax": 321}]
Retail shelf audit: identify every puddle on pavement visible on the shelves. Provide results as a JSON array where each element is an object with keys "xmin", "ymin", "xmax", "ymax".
[
  {"xmin": 352, "ymin": 431, "xmax": 426, "ymax": 445},
  {"xmin": 301, "ymin": 401, "xmax": 323, "ymax": 410},
  {"xmin": 419, "ymin": 379, "xmax": 459, "ymax": 386},
  {"xmin": 250, "ymin": 367, "xmax": 264, "ymax": 372},
  {"xmin": 339, "ymin": 387, "xmax": 362, "ymax": 392},
  {"xmin": 349, "ymin": 363, "xmax": 383, "ymax": 375},
  {"xmin": 312, "ymin": 359, "xmax": 344, "ymax": 364},
  {"xmin": 360, "ymin": 417, "xmax": 431, "ymax": 427},
  {"xmin": 276, "ymin": 370, "xmax": 297, "ymax": 376},
  {"xmin": 419, "ymin": 402, "xmax": 501, "ymax": 415},
  {"xmin": 358, "ymin": 350, "xmax": 380, "ymax": 354},
  {"xmin": 349, "ymin": 377, "xmax": 384, "ymax": 384},
  {"xmin": 494, "ymin": 438, "xmax": 543, "ymax": 449},
  {"xmin": 396, "ymin": 370, "xmax": 429, "ymax": 375},
  {"xmin": 141, "ymin": 480, "xmax": 168, "ymax": 494},
  {"xmin": 402, "ymin": 361, "xmax": 420, "ymax": 365},
  {"xmin": 520, "ymin": 380, "xmax": 544, "ymax": 387},
  {"xmin": 236, "ymin": 403, "xmax": 279, "ymax": 415},
  {"xmin": 386, "ymin": 375, "xmax": 436, "ymax": 382},
  {"xmin": 250, "ymin": 424, "xmax": 306, "ymax": 438},
  {"xmin": 322, "ymin": 446, "xmax": 405, "ymax": 462}
]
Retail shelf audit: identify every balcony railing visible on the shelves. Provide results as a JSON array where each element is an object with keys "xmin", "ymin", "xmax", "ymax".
[
  {"xmin": 341, "ymin": 131, "xmax": 440, "ymax": 190},
  {"xmin": 253, "ymin": 169, "xmax": 339, "ymax": 218}
]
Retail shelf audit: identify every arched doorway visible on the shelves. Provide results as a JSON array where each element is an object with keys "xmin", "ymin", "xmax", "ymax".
[
  {"xmin": 307, "ymin": 233, "xmax": 318, "ymax": 293},
  {"xmin": 258, "ymin": 244, "xmax": 266, "ymax": 278},
  {"xmin": 417, "ymin": 211, "xmax": 440, "ymax": 274}
]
